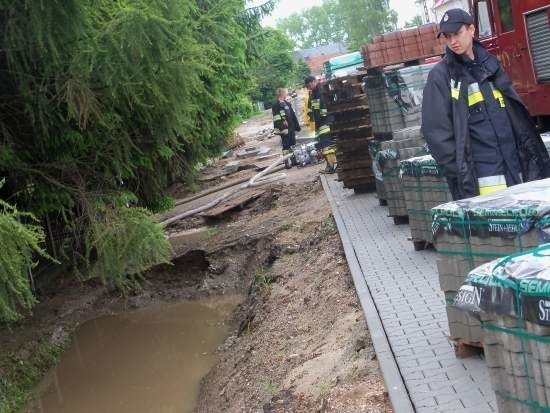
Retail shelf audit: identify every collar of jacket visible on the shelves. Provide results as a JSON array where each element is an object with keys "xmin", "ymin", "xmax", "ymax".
[{"xmin": 444, "ymin": 40, "xmax": 500, "ymax": 82}]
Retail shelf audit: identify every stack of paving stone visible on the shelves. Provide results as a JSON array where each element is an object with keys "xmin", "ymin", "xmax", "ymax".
[
  {"xmin": 399, "ymin": 155, "xmax": 452, "ymax": 250},
  {"xmin": 365, "ymin": 62, "xmax": 437, "ymax": 135},
  {"xmin": 320, "ymin": 73, "xmax": 375, "ymax": 192},
  {"xmin": 376, "ymin": 126, "xmax": 428, "ymax": 224},
  {"xmin": 365, "ymin": 63, "xmax": 435, "ymax": 204},
  {"xmin": 361, "ymin": 24, "xmax": 445, "ymax": 68},
  {"xmin": 453, "ymin": 245, "xmax": 550, "ymax": 412},
  {"xmin": 364, "ymin": 72, "xmax": 404, "ymax": 139},
  {"xmin": 384, "ymin": 63, "xmax": 436, "ymax": 128},
  {"xmin": 433, "ymin": 178, "xmax": 550, "ymax": 348}
]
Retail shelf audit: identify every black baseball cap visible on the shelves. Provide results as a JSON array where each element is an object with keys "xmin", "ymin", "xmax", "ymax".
[
  {"xmin": 437, "ymin": 8, "xmax": 474, "ymax": 37},
  {"xmin": 304, "ymin": 75, "xmax": 316, "ymax": 86}
]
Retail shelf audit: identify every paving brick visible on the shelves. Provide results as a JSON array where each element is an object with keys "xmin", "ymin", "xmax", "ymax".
[
  {"xmin": 434, "ymin": 390, "xmax": 460, "ymax": 405},
  {"xmin": 434, "ymin": 399, "xmax": 465, "ymax": 410},
  {"xmin": 411, "ymin": 394, "xmax": 438, "ymax": 407},
  {"xmin": 464, "ymin": 400, "xmax": 496, "ymax": 413},
  {"xmin": 460, "ymin": 389, "xmax": 488, "ymax": 408},
  {"xmin": 416, "ymin": 407, "xmax": 438, "ymax": 413},
  {"xmin": 400, "ymin": 370, "xmax": 425, "ymax": 381},
  {"xmin": 449, "ymin": 376, "xmax": 477, "ymax": 393}
]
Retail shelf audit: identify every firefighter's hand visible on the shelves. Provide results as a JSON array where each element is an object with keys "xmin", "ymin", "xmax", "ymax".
[{"xmin": 295, "ymin": 125, "xmax": 301, "ymax": 132}]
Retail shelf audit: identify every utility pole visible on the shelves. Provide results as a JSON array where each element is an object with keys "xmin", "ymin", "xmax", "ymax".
[
  {"xmin": 423, "ymin": 0, "xmax": 430, "ymax": 23},
  {"xmin": 415, "ymin": 0, "xmax": 431, "ymax": 24}
]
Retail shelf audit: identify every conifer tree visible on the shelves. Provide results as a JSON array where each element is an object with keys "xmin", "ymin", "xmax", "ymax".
[{"xmin": 0, "ymin": 0, "xmax": 274, "ymax": 312}]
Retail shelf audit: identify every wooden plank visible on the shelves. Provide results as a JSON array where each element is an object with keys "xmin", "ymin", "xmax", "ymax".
[
  {"xmin": 200, "ymin": 188, "xmax": 266, "ymax": 218},
  {"xmin": 331, "ymin": 118, "xmax": 371, "ymax": 132},
  {"xmin": 336, "ymin": 159, "xmax": 373, "ymax": 169},
  {"xmin": 331, "ymin": 107, "xmax": 370, "ymax": 118},
  {"xmin": 336, "ymin": 138, "xmax": 373, "ymax": 150},
  {"xmin": 332, "ymin": 126, "xmax": 373, "ymax": 140}
]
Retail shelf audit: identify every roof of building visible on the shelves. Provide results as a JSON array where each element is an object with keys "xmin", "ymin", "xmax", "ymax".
[{"xmin": 293, "ymin": 43, "xmax": 347, "ymax": 60}]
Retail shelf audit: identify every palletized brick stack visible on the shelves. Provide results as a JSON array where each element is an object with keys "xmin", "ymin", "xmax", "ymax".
[
  {"xmin": 361, "ymin": 24, "xmax": 445, "ymax": 68},
  {"xmin": 364, "ymin": 72, "xmax": 404, "ymax": 139},
  {"xmin": 364, "ymin": 62, "xmax": 436, "ymax": 206},
  {"xmin": 454, "ymin": 246, "xmax": 550, "ymax": 412},
  {"xmin": 320, "ymin": 73, "xmax": 375, "ymax": 192},
  {"xmin": 400, "ymin": 155, "xmax": 452, "ymax": 250},
  {"xmin": 385, "ymin": 63, "xmax": 436, "ymax": 128},
  {"xmin": 376, "ymin": 126, "xmax": 428, "ymax": 224},
  {"xmin": 432, "ymin": 178, "xmax": 550, "ymax": 347}
]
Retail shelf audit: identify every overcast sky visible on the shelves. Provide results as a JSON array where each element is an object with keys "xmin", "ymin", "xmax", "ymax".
[{"xmin": 261, "ymin": 0, "xmax": 423, "ymax": 28}]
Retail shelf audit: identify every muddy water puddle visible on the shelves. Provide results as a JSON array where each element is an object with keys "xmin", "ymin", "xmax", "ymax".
[{"xmin": 30, "ymin": 297, "xmax": 240, "ymax": 413}]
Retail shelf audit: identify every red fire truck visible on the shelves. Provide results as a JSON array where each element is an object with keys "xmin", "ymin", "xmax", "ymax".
[{"xmin": 471, "ymin": 0, "xmax": 550, "ymax": 128}]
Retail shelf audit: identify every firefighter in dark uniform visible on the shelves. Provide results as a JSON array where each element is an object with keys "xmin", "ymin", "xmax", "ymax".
[
  {"xmin": 272, "ymin": 88, "xmax": 300, "ymax": 152},
  {"xmin": 305, "ymin": 76, "xmax": 337, "ymax": 173},
  {"xmin": 421, "ymin": 9, "xmax": 550, "ymax": 200}
]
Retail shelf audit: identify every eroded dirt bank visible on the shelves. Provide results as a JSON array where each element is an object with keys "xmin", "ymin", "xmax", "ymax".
[{"xmin": 196, "ymin": 177, "xmax": 391, "ymax": 412}]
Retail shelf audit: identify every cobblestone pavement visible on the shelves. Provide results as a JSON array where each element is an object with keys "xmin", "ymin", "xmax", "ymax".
[{"xmin": 322, "ymin": 176, "xmax": 496, "ymax": 413}]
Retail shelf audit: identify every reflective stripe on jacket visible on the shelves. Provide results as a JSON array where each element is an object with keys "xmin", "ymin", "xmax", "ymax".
[{"xmin": 272, "ymin": 99, "xmax": 300, "ymax": 136}]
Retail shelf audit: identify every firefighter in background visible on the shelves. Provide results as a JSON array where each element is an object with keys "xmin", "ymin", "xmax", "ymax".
[
  {"xmin": 272, "ymin": 88, "xmax": 300, "ymax": 153},
  {"xmin": 304, "ymin": 75, "xmax": 337, "ymax": 174},
  {"xmin": 302, "ymin": 88, "xmax": 315, "ymax": 132}
]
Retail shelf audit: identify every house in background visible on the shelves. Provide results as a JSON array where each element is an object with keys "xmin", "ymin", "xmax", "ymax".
[
  {"xmin": 432, "ymin": 0, "xmax": 470, "ymax": 21},
  {"xmin": 293, "ymin": 43, "xmax": 347, "ymax": 77}
]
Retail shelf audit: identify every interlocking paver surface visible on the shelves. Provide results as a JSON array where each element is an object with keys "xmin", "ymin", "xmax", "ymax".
[{"xmin": 323, "ymin": 176, "xmax": 496, "ymax": 412}]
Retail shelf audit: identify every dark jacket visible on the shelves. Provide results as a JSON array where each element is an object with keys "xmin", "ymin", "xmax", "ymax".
[
  {"xmin": 272, "ymin": 99, "xmax": 300, "ymax": 135},
  {"xmin": 421, "ymin": 41, "xmax": 550, "ymax": 200},
  {"xmin": 309, "ymin": 83, "xmax": 334, "ymax": 150},
  {"xmin": 309, "ymin": 84, "xmax": 328, "ymax": 130}
]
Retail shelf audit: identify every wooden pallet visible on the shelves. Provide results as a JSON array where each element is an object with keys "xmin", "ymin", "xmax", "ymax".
[
  {"xmin": 336, "ymin": 136, "xmax": 373, "ymax": 149},
  {"xmin": 453, "ymin": 339, "xmax": 483, "ymax": 359},
  {"xmin": 392, "ymin": 215, "xmax": 409, "ymax": 225},
  {"xmin": 332, "ymin": 120, "xmax": 371, "ymax": 135},
  {"xmin": 411, "ymin": 239, "xmax": 435, "ymax": 251},
  {"xmin": 336, "ymin": 159, "xmax": 373, "ymax": 169},
  {"xmin": 340, "ymin": 180, "xmax": 377, "ymax": 189},
  {"xmin": 330, "ymin": 107, "xmax": 370, "ymax": 121},
  {"xmin": 332, "ymin": 126, "xmax": 373, "ymax": 140},
  {"xmin": 325, "ymin": 97, "xmax": 368, "ymax": 113},
  {"xmin": 350, "ymin": 183, "xmax": 376, "ymax": 193}
]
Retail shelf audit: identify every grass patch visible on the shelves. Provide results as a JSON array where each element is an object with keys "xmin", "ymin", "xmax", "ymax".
[
  {"xmin": 0, "ymin": 336, "xmax": 67, "ymax": 413},
  {"xmin": 321, "ymin": 214, "xmax": 337, "ymax": 235},
  {"xmin": 206, "ymin": 225, "xmax": 219, "ymax": 239},
  {"xmin": 318, "ymin": 379, "xmax": 331, "ymax": 395},
  {"xmin": 254, "ymin": 267, "xmax": 275, "ymax": 290},
  {"xmin": 260, "ymin": 379, "xmax": 280, "ymax": 398}
]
